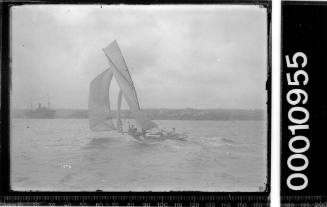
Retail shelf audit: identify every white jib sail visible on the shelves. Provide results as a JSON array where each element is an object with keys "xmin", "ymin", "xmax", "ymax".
[
  {"xmin": 88, "ymin": 69, "xmax": 116, "ymax": 131},
  {"xmin": 103, "ymin": 41, "xmax": 157, "ymax": 130}
]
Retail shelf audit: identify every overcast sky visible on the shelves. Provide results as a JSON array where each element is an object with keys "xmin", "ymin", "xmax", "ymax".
[{"xmin": 11, "ymin": 5, "xmax": 267, "ymax": 110}]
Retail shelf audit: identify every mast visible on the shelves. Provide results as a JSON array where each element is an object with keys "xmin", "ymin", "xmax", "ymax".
[
  {"xmin": 115, "ymin": 43, "xmax": 141, "ymax": 110},
  {"xmin": 124, "ymin": 66, "xmax": 140, "ymax": 110},
  {"xmin": 116, "ymin": 89, "xmax": 123, "ymax": 131},
  {"xmin": 105, "ymin": 40, "xmax": 141, "ymax": 109},
  {"xmin": 102, "ymin": 41, "xmax": 157, "ymax": 130},
  {"xmin": 29, "ymin": 97, "xmax": 33, "ymax": 110},
  {"xmin": 47, "ymin": 94, "xmax": 50, "ymax": 108}
]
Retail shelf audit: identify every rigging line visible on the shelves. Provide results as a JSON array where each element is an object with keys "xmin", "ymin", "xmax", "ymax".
[
  {"xmin": 103, "ymin": 53, "xmax": 141, "ymax": 110},
  {"xmin": 114, "ymin": 44, "xmax": 141, "ymax": 109},
  {"xmin": 104, "ymin": 54, "xmax": 134, "ymax": 88}
]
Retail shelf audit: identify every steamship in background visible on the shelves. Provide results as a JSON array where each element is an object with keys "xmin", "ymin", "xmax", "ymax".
[{"xmin": 25, "ymin": 96, "xmax": 56, "ymax": 119}]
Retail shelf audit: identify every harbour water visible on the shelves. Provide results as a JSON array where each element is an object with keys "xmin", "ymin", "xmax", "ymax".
[{"xmin": 11, "ymin": 119, "xmax": 267, "ymax": 192}]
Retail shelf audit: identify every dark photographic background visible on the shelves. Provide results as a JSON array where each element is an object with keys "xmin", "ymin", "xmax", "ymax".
[{"xmin": 282, "ymin": 2, "xmax": 327, "ymax": 197}]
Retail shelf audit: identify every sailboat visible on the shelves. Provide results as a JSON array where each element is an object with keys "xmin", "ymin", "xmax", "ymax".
[{"xmin": 88, "ymin": 40, "xmax": 187, "ymax": 141}]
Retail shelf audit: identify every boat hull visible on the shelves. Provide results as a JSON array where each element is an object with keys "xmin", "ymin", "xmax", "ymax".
[{"xmin": 127, "ymin": 131, "xmax": 187, "ymax": 142}]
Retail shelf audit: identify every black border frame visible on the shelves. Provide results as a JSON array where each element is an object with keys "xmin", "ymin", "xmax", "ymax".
[
  {"xmin": 281, "ymin": 1, "xmax": 327, "ymax": 202},
  {"xmin": 1, "ymin": 0, "xmax": 271, "ymax": 205}
]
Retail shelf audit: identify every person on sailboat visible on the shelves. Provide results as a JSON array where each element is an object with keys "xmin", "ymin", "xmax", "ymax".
[
  {"xmin": 128, "ymin": 123, "xmax": 134, "ymax": 134},
  {"xmin": 166, "ymin": 128, "xmax": 176, "ymax": 137},
  {"xmin": 118, "ymin": 124, "xmax": 123, "ymax": 133},
  {"xmin": 141, "ymin": 128, "xmax": 146, "ymax": 136},
  {"xmin": 89, "ymin": 40, "xmax": 162, "ymax": 140},
  {"xmin": 129, "ymin": 124, "xmax": 137, "ymax": 134},
  {"xmin": 117, "ymin": 119, "xmax": 123, "ymax": 132}
]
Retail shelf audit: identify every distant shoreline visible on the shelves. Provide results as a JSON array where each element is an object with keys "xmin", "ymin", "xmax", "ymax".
[{"xmin": 13, "ymin": 108, "xmax": 266, "ymax": 121}]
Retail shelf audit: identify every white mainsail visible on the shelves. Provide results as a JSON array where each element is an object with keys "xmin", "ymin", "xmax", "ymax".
[
  {"xmin": 103, "ymin": 41, "xmax": 157, "ymax": 130},
  {"xmin": 102, "ymin": 41, "xmax": 134, "ymax": 86},
  {"xmin": 88, "ymin": 69, "xmax": 116, "ymax": 131}
]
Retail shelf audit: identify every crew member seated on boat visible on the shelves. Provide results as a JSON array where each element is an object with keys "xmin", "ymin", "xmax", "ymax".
[
  {"xmin": 168, "ymin": 128, "xmax": 176, "ymax": 136},
  {"xmin": 128, "ymin": 123, "xmax": 134, "ymax": 133},
  {"xmin": 141, "ymin": 128, "xmax": 146, "ymax": 136},
  {"xmin": 130, "ymin": 125, "xmax": 137, "ymax": 133}
]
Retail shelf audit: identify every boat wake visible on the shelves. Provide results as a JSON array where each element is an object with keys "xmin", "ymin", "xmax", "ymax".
[
  {"xmin": 187, "ymin": 136, "xmax": 239, "ymax": 148},
  {"xmin": 84, "ymin": 132, "xmax": 243, "ymax": 153},
  {"xmin": 84, "ymin": 135, "xmax": 129, "ymax": 149},
  {"xmin": 128, "ymin": 134, "xmax": 188, "ymax": 144}
]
